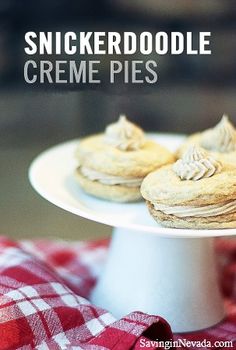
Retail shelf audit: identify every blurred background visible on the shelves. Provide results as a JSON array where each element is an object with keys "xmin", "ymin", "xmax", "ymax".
[{"xmin": 0, "ymin": 0, "xmax": 236, "ymax": 240}]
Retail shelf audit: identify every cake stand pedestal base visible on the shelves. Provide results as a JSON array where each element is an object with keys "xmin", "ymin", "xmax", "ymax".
[{"xmin": 91, "ymin": 228, "xmax": 225, "ymax": 333}]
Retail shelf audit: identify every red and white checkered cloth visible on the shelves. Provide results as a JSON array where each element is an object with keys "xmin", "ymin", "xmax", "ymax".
[
  {"xmin": 0, "ymin": 236, "xmax": 235, "ymax": 350},
  {"xmin": 0, "ymin": 237, "xmax": 172, "ymax": 350}
]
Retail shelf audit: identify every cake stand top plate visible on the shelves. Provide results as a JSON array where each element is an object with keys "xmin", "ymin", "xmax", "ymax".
[{"xmin": 29, "ymin": 134, "xmax": 236, "ymax": 238}]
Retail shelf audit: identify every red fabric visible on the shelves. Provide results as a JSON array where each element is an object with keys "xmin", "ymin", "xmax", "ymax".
[
  {"xmin": 0, "ymin": 237, "xmax": 235, "ymax": 349},
  {"xmin": 0, "ymin": 237, "xmax": 172, "ymax": 349}
]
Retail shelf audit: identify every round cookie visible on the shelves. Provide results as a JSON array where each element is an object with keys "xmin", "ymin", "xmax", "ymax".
[
  {"xmin": 177, "ymin": 114, "xmax": 236, "ymax": 164},
  {"xmin": 141, "ymin": 145, "xmax": 236, "ymax": 229},
  {"xmin": 146, "ymin": 202, "xmax": 236, "ymax": 229},
  {"xmin": 76, "ymin": 135, "xmax": 174, "ymax": 178},
  {"xmin": 75, "ymin": 115, "xmax": 175, "ymax": 202},
  {"xmin": 75, "ymin": 170, "xmax": 142, "ymax": 202}
]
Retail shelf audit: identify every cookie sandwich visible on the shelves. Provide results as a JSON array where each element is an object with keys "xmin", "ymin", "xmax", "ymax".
[
  {"xmin": 75, "ymin": 115, "xmax": 175, "ymax": 202},
  {"xmin": 141, "ymin": 145, "xmax": 236, "ymax": 228},
  {"xmin": 178, "ymin": 114, "xmax": 236, "ymax": 164}
]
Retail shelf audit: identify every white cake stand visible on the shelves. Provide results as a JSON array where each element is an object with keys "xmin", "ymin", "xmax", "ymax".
[{"xmin": 29, "ymin": 134, "xmax": 236, "ymax": 333}]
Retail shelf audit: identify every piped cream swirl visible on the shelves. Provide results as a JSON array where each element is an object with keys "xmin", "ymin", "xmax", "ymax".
[
  {"xmin": 104, "ymin": 115, "xmax": 145, "ymax": 151},
  {"xmin": 201, "ymin": 114, "xmax": 236, "ymax": 153},
  {"xmin": 173, "ymin": 145, "xmax": 222, "ymax": 181}
]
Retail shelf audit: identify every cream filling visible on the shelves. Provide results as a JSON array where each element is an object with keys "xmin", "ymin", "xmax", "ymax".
[
  {"xmin": 173, "ymin": 145, "xmax": 222, "ymax": 181},
  {"xmin": 80, "ymin": 166, "xmax": 143, "ymax": 187},
  {"xmin": 104, "ymin": 115, "xmax": 145, "ymax": 151},
  {"xmin": 153, "ymin": 200, "xmax": 236, "ymax": 218},
  {"xmin": 200, "ymin": 114, "xmax": 236, "ymax": 153}
]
